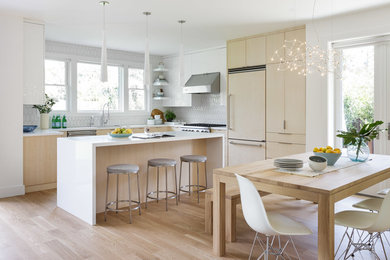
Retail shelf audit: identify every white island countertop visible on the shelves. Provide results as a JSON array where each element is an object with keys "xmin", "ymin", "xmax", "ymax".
[{"xmin": 61, "ymin": 131, "xmax": 224, "ymax": 147}]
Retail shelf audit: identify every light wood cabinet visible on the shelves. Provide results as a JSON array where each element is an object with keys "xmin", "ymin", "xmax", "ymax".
[
  {"xmin": 23, "ymin": 134, "xmax": 65, "ymax": 192},
  {"xmin": 284, "ymin": 70, "xmax": 306, "ymax": 134},
  {"xmin": 266, "ymin": 52, "xmax": 306, "ymax": 135},
  {"xmin": 228, "ymin": 140, "xmax": 265, "ymax": 166},
  {"xmin": 285, "ymin": 29, "xmax": 306, "ymax": 62},
  {"xmin": 266, "ymin": 64, "xmax": 285, "ymax": 133},
  {"xmin": 96, "ymin": 129, "xmax": 113, "ymax": 135},
  {"xmin": 227, "ymin": 40, "xmax": 246, "ymax": 69},
  {"xmin": 23, "ymin": 20, "xmax": 45, "ymax": 105},
  {"xmin": 246, "ymin": 37, "xmax": 266, "ymax": 66},
  {"xmin": 266, "ymin": 33, "xmax": 284, "ymax": 64},
  {"xmin": 227, "ymin": 36, "xmax": 266, "ymax": 69},
  {"xmin": 266, "ymin": 142, "xmax": 305, "ymax": 159}
]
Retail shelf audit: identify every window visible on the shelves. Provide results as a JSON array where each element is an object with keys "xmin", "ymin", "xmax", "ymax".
[
  {"xmin": 128, "ymin": 68, "xmax": 145, "ymax": 110},
  {"xmin": 77, "ymin": 62, "xmax": 121, "ymax": 111},
  {"xmin": 45, "ymin": 59, "xmax": 67, "ymax": 110}
]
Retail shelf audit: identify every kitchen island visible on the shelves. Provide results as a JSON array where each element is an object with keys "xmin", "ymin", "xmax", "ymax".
[{"xmin": 57, "ymin": 131, "xmax": 224, "ymax": 225}]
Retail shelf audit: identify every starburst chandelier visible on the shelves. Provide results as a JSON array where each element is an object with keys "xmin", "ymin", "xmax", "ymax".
[{"xmin": 271, "ymin": 0, "xmax": 342, "ymax": 77}]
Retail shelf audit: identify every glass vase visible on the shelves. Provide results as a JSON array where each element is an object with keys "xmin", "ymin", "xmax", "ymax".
[{"xmin": 347, "ymin": 140, "xmax": 370, "ymax": 162}]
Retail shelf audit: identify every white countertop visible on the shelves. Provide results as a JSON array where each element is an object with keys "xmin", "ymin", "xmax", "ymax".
[
  {"xmin": 59, "ymin": 131, "xmax": 224, "ymax": 147},
  {"xmin": 23, "ymin": 129, "xmax": 64, "ymax": 137}
]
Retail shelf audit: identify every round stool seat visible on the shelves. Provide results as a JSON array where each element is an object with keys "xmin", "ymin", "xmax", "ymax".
[
  {"xmin": 180, "ymin": 155, "xmax": 207, "ymax": 163},
  {"xmin": 107, "ymin": 164, "xmax": 139, "ymax": 174},
  {"xmin": 148, "ymin": 158, "xmax": 176, "ymax": 167}
]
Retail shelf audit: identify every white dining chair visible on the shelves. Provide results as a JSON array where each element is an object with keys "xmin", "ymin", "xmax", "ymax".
[
  {"xmin": 235, "ymin": 174, "xmax": 312, "ymax": 260},
  {"xmin": 335, "ymin": 191, "xmax": 390, "ymax": 259},
  {"xmin": 352, "ymin": 188, "xmax": 389, "ymax": 212}
]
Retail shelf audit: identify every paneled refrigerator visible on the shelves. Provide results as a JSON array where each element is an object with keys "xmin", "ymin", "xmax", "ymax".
[{"xmin": 227, "ymin": 66, "xmax": 266, "ymax": 166}]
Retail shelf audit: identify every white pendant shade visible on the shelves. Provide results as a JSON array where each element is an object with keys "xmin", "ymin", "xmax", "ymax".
[
  {"xmin": 178, "ymin": 20, "xmax": 186, "ymax": 88},
  {"xmin": 100, "ymin": 1, "xmax": 109, "ymax": 82},
  {"xmin": 143, "ymin": 12, "xmax": 151, "ymax": 88}
]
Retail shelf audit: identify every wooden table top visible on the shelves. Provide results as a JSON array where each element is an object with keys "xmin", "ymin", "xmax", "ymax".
[{"xmin": 214, "ymin": 153, "xmax": 390, "ymax": 195}]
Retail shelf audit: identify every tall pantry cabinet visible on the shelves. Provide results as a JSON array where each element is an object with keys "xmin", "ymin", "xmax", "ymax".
[{"xmin": 226, "ymin": 26, "xmax": 306, "ymax": 165}]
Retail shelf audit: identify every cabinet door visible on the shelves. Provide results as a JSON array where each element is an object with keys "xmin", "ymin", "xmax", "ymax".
[
  {"xmin": 23, "ymin": 21, "xmax": 45, "ymax": 105},
  {"xmin": 284, "ymin": 70, "xmax": 306, "ymax": 134},
  {"xmin": 228, "ymin": 71, "xmax": 265, "ymax": 141},
  {"xmin": 266, "ymin": 142, "xmax": 305, "ymax": 159},
  {"xmin": 266, "ymin": 64, "xmax": 285, "ymax": 133},
  {"xmin": 285, "ymin": 29, "xmax": 306, "ymax": 62},
  {"xmin": 228, "ymin": 140, "xmax": 265, "ymax": 166},
  {"xmin": 266, "ymin": 33, "xmax": 284, "ymax": 64},
  {"xmin": 246, "ymin": 36, "xmax": 266, "ymax": 66},
  {"xmin": 227, "ymin": 40, "xmax": 246, "ymax": 69}
]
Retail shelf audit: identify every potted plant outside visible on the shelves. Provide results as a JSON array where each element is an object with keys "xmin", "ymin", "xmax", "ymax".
[
  {"xmin": 165, "ymin": 110, "xmax": 176, "ymax": 122},
  {"xmin": 33, "ymin": 94, "xmax": 56, "ymax": 129},
  {"xmin": 337, "ymin": 120, "xmax": 385, "ymax": 162}
]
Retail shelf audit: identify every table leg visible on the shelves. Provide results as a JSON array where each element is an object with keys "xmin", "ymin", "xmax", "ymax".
[
  {"xmin": 213, "ymin": 174, "xmax": 226, "ymax": 256},
  {"xmin": 318, "ymin": 194, "xmax": 335, "ymax": 260}
]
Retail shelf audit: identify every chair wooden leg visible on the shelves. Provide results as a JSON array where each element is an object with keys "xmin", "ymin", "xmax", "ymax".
[{"xmin": 205, "ymin": 194, "xmax": 213, "ymax": 234}]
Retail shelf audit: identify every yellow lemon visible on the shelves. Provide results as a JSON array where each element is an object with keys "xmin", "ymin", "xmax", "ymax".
[
  {"xmin": 326, "ymin": 149, "xmax": 333, "ymax": 153},
  {"xmin": 334, "ymin": 148, "xmax": 341, "ymax": 154},
  {"xmin": 313, "ymin": 147, "xmax": 319, "ymax": 152},
  {"xmin": 326, "ymin": 146, "xmax": 333, "ymax": 150}
]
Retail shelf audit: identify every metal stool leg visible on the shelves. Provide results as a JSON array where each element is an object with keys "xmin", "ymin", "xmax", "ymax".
[
  {"xmin": 128, "ymin": 173, "xmax": 132, "ymax": 224},
  {"xmin": 145, "ymin": 165, "xmax": 149, "ymax": 209},
  {"xmin": 157, "ymin": 167, "xmax": 159, "ymax": 203},
  {"xmin": 204, "ymin": 161, "xmax": 208, "ymax": 189},
  {"xmin": 104, "ymin": 172, "xmax": 109, "ymax": 221},
  {"xmin": 165, "ymin": 166, "xmax": 168, "ymax": 211},
  {"xmin": 137, "ymin": 172, "xmax": 141, "ymax": 215},
  {"xmin": 174, "ymin": 165, "xmax": 178, "ymax": 206},
  {"xmin": 188, "ymin": 161, "xmax": 191, "ymax": 196},
  {"xmin": 116, "ymin": 174, "xmax": 119, "ymax": 213},
  {"xmin": 197, "ymin": 162, "xmax": 200, "ymax": 203},
  {"xmin": 178, "ymin": 160, "xmax": 182, "ymax": 201}
]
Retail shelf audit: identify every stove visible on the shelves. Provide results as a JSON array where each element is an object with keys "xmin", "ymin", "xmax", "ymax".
[{"xmin": 181, "ymin": 123, "xmax": 226, "ymax": 133}]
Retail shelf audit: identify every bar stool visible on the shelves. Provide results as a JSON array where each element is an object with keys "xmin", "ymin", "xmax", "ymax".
[
  {"xmin": 145, "ymin": 158, "xmax": 178, "ymax": 211},
  {"xmin": 179, "ymin": 155, "xmax": 207, "ymax": 203},
  {"xmin": 104, "ymin": 164, "xmax": 141, "ymax": 224}
]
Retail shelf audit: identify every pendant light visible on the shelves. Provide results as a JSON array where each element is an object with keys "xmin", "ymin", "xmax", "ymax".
[
  {"xmin": 143, "ymin": 12, "xmax": 151, "ymax": 88},
  {"xmin": 270, "ymin": 0, "xmax": 342, "ymax": 77},
  {"xmin": 178, "ymin": 20, "xmax": 186, "ymax": 88},
  {"xmin": 99, "ymin": 1, "xmax": 109, "ymax": 82}
]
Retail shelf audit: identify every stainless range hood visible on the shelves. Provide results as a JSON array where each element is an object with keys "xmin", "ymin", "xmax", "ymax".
[{"xmin": 183, "ymin": 72, "xmax": 220, "ymax": 94}]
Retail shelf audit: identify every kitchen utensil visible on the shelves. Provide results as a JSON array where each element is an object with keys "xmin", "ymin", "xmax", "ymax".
[
  {"xmin": 314, "ymin": 152, "xmax": 342, "ymax": 166},
  {"xmin": 309, "ymin": 156, "xmax": 327, "ymax": 172}
]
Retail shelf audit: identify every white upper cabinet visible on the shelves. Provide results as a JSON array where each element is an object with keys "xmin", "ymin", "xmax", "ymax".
[
  {"xmin": 266, "ymin": 32, "xmax": 284, "ymax": 64},
  {"xmin": 23, "ymin": 20, "xmax": 45, "ymax": 105}
]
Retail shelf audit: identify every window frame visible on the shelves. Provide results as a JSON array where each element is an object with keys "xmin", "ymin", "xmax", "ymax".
[
  {"xmin": 75, "ymin": 60, "xmax": 124, "ymax": 113},
  {"xmin": 44, "ymin": 58, "xmax": 70, "ymax": 112},
  {"xmin": 127, "ymin": 66, "xmax": 147, "ymax": 112}
]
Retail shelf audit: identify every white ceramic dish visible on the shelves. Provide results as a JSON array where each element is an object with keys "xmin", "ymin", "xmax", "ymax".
[{"xmin": 309, "ymin": 156, "xmax": 327, "ymax": 172}]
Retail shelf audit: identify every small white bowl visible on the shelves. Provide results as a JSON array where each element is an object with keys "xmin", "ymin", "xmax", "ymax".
[{"xmin": 309, "ymin": 156, "xmax": 327, "ymax": 172}]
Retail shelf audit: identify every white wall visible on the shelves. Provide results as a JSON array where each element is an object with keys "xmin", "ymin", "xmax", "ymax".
[
  {"xmin": 0, "ymin": 13, "xmax": 24, "ymax": 198},
  {"xmin": 163, "ymin": 46, "xmax": 227, "ymax": 124},
  {"xmin": 306, "ymin": 5, "xmax": 390, "ymax": 150}
]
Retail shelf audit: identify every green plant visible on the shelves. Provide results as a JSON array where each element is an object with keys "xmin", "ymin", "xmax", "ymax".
[
  {"xmin": 165, "ymin": 110, "xmax": 176, "ymax": 122},
  {"xmin": 337, "ymin": 120, "xmax": 385, "ymax": 160},
  {"xmin": 33, "ymin": 94, "xmax": 56, "ymax": 114}
]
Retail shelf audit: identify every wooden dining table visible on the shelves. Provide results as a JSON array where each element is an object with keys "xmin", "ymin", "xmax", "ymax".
[{"xmin": 213, "ymin": 153, "xmax": 390, "ymax": 259}]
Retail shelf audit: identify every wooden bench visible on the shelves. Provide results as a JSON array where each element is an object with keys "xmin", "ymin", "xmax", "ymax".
[{"xmin": 205, "ymin": 188, "xmax": 269, "ymax": 242}]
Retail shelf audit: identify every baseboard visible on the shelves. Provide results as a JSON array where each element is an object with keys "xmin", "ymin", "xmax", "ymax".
[
  {"xmin": 0, "ymin": 184, "xmax": 25, "ymax": 198},
  {"xmin": 25, "ymin": 182, "xmax": 56, "ymax": 193}
]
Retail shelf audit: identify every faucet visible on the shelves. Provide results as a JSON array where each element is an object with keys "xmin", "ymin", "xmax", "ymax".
[
  {"xmin": 101, "ymin": 103, "xmax": 110, "ymax": 126},
  {"xmin": 89, "ymin": 116, "xmax": 95, "ymax": 127}
]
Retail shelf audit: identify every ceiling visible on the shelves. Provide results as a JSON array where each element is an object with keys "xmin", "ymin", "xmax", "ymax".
[{"xmin": 1, "ymin": 0, "xmax": 390, "ymax": 56}]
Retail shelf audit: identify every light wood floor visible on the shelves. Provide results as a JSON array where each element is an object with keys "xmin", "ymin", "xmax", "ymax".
[{"xmin": 0, "ymin": 189, "xmax": 387, "ymax": 259}]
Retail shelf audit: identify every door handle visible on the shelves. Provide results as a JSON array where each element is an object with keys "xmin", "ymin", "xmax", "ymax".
[
  {"xmin": 228, "ymin": 94, "xmax": 233, "ymax": 130},
  {"xmin": 229, "ymin": 141, "xmax": 263, "ymax": 147}
]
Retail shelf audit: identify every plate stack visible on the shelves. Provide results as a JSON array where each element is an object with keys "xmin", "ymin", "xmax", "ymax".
[{"xmin": 274, "ymin": 158, "xmax": 304, "ymax": 170}]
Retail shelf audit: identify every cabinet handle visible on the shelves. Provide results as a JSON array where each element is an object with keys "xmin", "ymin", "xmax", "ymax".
[
  {"xmin": 283, "ymin": 120, "xmax": 286, "ymax": 130},
  {"xmin": 228, "ymin": 94, "xmax": 233, "ymax": 130},
  {"xmin": 229, "ymin": 141, "xmax": 263, "ymax": 147},
  {"xmin": 276, "ymin": 142, "xmax": 293, "ymax": 145}
]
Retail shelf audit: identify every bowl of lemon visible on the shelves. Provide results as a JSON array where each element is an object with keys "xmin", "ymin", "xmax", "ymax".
[
  {"xmin": 109, "ymin": 128, "xmax": 133, "ymax": 138},
  {"xmin": 313, "ymin": 146, "xmax": 342, "ymax": 166}
]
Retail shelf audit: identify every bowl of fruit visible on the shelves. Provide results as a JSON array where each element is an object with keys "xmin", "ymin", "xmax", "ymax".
[
  {"xmin": 109, "ymin": 128, "xmax": 133, "ymax": 138},
  {"xmin": 313, "ymin": 146, "xmax": 342, "ymax": 166}
]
